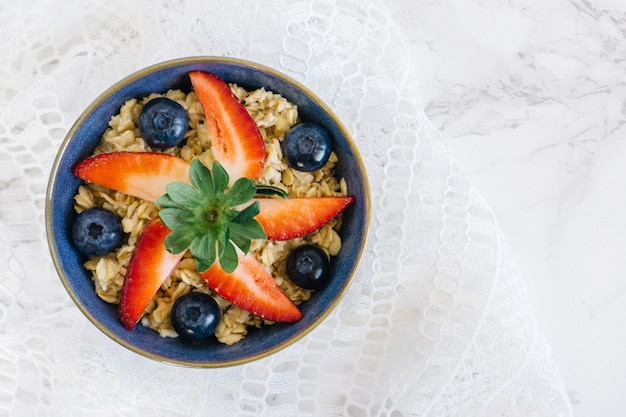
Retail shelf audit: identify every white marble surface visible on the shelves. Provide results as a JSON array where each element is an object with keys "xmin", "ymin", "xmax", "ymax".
[
  {"xmin": 388, "ymin": 0, "xmax": 625, "ymax": 415},
  {"xmin": 0, "ymin": 0, "xmax": 615, "ymax": 414}
]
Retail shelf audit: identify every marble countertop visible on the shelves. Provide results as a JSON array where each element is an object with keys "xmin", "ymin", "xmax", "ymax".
[{"xmin": 389, "ymin": 0, "xmax": 625, "ymax": 415}]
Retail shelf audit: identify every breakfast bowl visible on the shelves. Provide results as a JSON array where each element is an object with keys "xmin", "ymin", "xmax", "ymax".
[{"xmin": 45, "ymin": 57, "xmax": 370, "ymax": 367}]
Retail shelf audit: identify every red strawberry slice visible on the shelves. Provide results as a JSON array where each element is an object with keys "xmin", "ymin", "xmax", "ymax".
[
  {"xmin": 200, "ymin": 253, "xmax": 302, "ymax": 322},
  {"xmin": 253, "ymin": 196, "xmax": 354, "ymax": 241},
  {"xmin": 189, "ymin": 71, "xmax": 265, "ymax": 181},
  {"xmin": 118, "ymin": 218, "xmax": 186, "ymax": 330},
  {"xmin": 73, "ymin": 152, "xmax": 190, "ymax": 202}
]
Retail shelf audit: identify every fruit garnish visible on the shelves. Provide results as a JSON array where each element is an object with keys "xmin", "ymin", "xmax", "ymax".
[
  {"xmin": 282, "ymin": 122, "xmax": 333, "ymax": 172},
  {"xmin": 254, "ymin": 184, "xmax": 289, "ymax": 199},
  {"xmin": 118, "ymin": 218, "xmax": 186, "ymax": 330},
  {"xmin": 253, "ymin": 196, "xmax": 354, "ymax": 241},
  {"xmin": 189, "ymin": 71, "xmax": 265, "ymax": 181},
  {"xmin": 138, "ymin": 97, "xmax": 189, "ymax": 149},
  {"xmin": 286, "ymin": 244, "xmax": 330, "ymax": 290},
  {"xmin": 200, "ymin": 252, "xmax": 302, "ymax": 322},
  {"xmin": 73, "ymin": 151, "xmax": 353, "ymax": 242},
  {"xmin": 170, "ymin": 292, "xmax": 222, "ymax": 343},
  {"xmin": 73, "ymin": 152, "xmax": 190, "ymax": 202},
  {"xmin": 71, "ymin": 207, "xmax": 125, "ymax": 256},
  {"xmin": 155, "ymin": 159, "xmax": 267, "ymax": 274}
]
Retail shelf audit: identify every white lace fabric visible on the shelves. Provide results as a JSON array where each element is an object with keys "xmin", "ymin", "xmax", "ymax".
[{"xmin": 0, "ymin": 1, "xmax": 572, "ymax": 416}]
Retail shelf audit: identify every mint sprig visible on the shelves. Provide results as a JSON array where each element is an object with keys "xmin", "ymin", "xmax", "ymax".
[
  {"xmin": 255, "ymin": 185, "xmax": 288, "ymax": 199},
  {"xmin": 156, "ymin": 159, "xmax": 268, "ymax": 274}
]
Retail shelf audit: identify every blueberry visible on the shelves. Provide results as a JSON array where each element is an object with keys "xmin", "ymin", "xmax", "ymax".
[
  {"xmin": 171, "ymin": 292, "xmax": 221, "ymax": 343},
  {"xmin": 285, "ymin": 245, "xmax": 330, "ymax": 290},
  {"xmin": 71, "ymin": 207, "xmax": 124, "ymax": 256},
  {"xmin": 138, "ymin": 97, "xmax": 189, "ymax": 149},
  {"xmin": 282, "ymin": 122, "xmax": 332, "ymax": 172}
]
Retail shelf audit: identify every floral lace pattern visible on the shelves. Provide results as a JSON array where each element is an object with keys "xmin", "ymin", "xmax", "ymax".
[{"xmin": 0, "ymin": 0, "xmax": 572, "ymax": 415}]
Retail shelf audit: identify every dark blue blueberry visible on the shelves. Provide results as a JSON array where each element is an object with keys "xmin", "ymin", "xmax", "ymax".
[
  {"xmin": 71, "ymin": 207, "xmax": 124, "ymax": 256},
  {"xmin": 171, "ymin": 292, "xmax": 221, "ymax": 343},
  {"xmin": 282, "ymin": 122, "xmax": 332, "ymax": 172},
  {"xmin": 138, "ymin": 97, "xmax": 189, "ymax": 149},
  {"xmin": 285, "ymin": 245, "xmax": 330, "ymax": 290}
]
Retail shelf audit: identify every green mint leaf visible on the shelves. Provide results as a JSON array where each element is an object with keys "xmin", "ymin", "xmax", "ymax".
[
  {"xmin": 212, "ymin": 161, "xmax": 229, "ymax": 193},
  {"xmin": 164, "ymin": 228, "xmax": 194, "ymax": 254},
  {"xmin": 189, "ymin": 159, "xmax": 215, "ymax": 197},
  {"xmin": 219, "ymin": 228, "xmax": 230, "ymax": 256},
  {"xmin": 159, "ymin": 207, "xmax": 194, "ymax": 230},
  {"xmin": 230, "ymin": 233, "xmax": 251, "ymax": 255},
  {"xmin": 190, "ymin": 234, "xmax": 216, "ymax": 267},
  {"xmin": 224, "ymin": 177, "xmax": 256, "ymax": 206},
  {"xmin": 255, "ymin": 185, "xmax": 288, "ymax": 199},
  {"xmin": 229, "ymin": 220, "xmax": 266, "ymax": 244},
  {"xmin": 241, "ymin": 220, "xmax": 266, "ymax": 240},
  {"xmin": 165, "ymin": 181, "xmax": 203, "ymax": 206},
  {"xmin": 195, "ymin": 257, "xmax": 212, "ymax": 274},
  {"xmin": 155, "ymin": 193, "xmax": 178, "ymax": 208},
  {"xmin": 232, "ymin": 202, "xmax": 260, "ymax": 225},
  {"xmin": 219, "ymin": 241, "xmax": 238, "ymax": 273}
]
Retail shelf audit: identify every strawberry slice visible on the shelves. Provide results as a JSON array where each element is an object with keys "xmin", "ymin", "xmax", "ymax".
[
  {"xmin": 253, "ymin": 196, "xmax": 354, "ymax": 241},
  {"xmin": 200, "ymin": 253, "xmax": 302, "ymax": 322},
  {"xmin": 189, "ymin": 71, "xmax": 265, "ymax": 181},
  {"xmin": 73, "ymin": 152, "xmax": 190, "ymax": 202},
  {"xmin": 74, "ymin": 152, "xmax": 354, "ymax": 241},
  {"xmin": 118, "ymin": 218, "xmax": 186, "ymax": 330}
]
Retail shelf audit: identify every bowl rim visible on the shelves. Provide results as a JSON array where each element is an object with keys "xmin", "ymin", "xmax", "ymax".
[{"xmin": 45, "ymin": 56, "xmax": 371, "ymax": 367}]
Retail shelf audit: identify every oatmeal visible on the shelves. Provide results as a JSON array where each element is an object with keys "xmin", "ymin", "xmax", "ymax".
[{"xmin": 73, "ymin": 83, "xmax": 347, "ymax": 345}]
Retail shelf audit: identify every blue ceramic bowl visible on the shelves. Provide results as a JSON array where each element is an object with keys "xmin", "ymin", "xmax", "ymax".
[{"xmin": 46, "ymin": 57, "xmax": 370, "ymax": 367}]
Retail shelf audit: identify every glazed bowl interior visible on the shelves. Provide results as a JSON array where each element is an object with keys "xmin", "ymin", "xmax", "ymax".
[{"xmin": 46, "ymin": 57, "xmax": 369, "ymax": 367}]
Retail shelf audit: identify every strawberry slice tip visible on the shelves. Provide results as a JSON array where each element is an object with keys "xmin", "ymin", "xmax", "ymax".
[
  {"xmin": 189, "ymin": 71, "xmax": 265, "ymax": 181},
  {"xmin": 73, "ymin": 152, "xmax": 190, "ymax": 203},
  {"xmin": 200, "ymin": 252, "xmax": 302, "ymax": 322},
  {"xmin": 254, "ymin": 196, "xmax": 355, "ymax": 241},
  {"xmin": 118, "ymin": 218, "xmax": 186, "ymax": 330}
]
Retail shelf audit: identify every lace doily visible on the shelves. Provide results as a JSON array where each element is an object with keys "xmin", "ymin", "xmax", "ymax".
[{"xmin": 0, "ymin": 0, "xmax": 572, "ymax": 415}]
